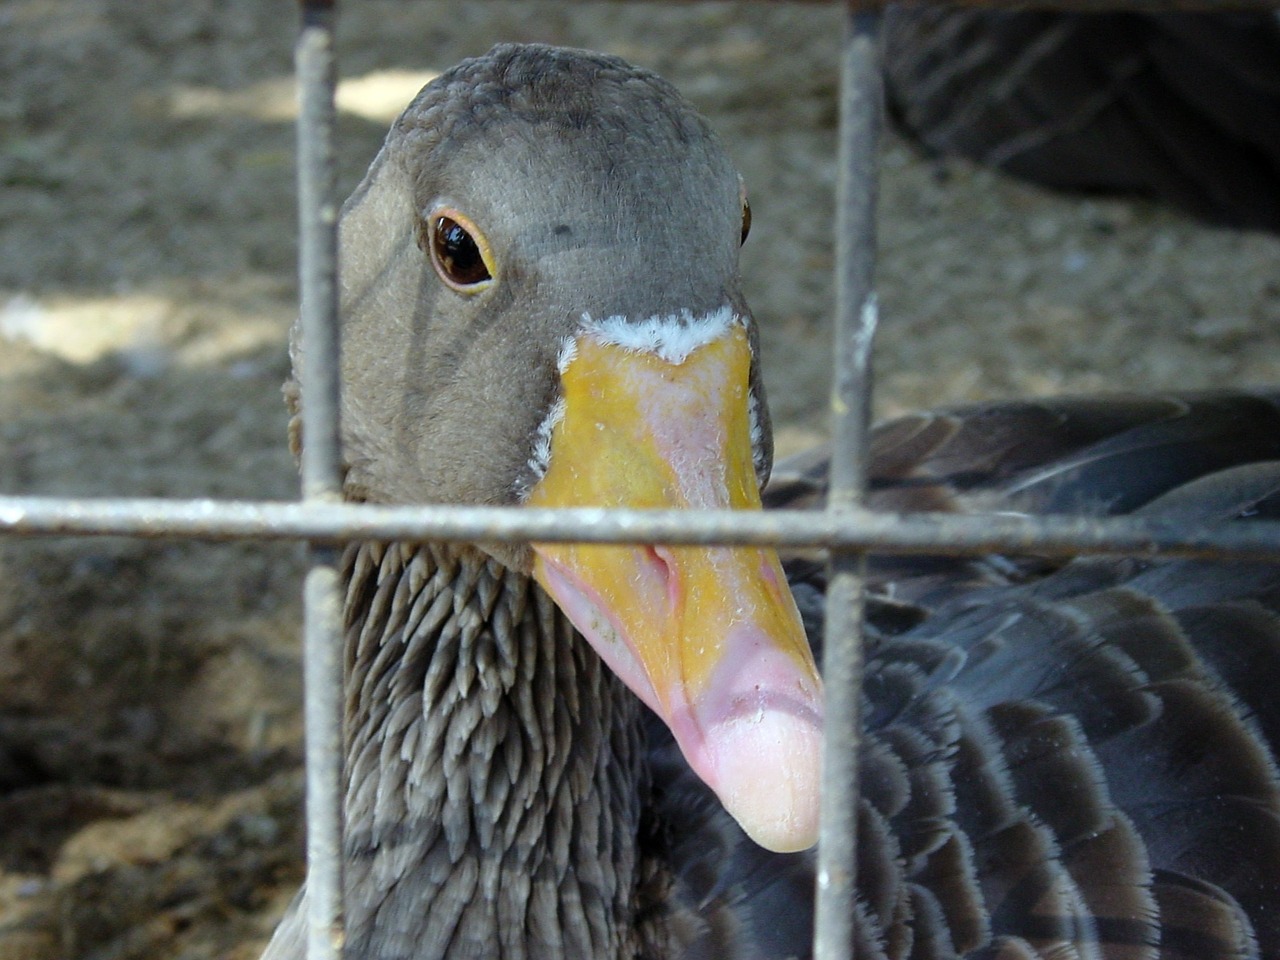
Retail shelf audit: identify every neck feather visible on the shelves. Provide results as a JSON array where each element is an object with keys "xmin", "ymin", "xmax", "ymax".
[{"xmin": 340, "ymin": 541, "xmax": 665, "ymax": 960}]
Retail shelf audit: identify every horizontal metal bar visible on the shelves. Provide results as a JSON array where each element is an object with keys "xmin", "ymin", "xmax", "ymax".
[
  {"xmin": 577, "ymin": 0, "xmax": 1279, "ymax": 10},
  {"xmin": 0, "ymin": 495, "xmax": 1277, "ymax": 562}
]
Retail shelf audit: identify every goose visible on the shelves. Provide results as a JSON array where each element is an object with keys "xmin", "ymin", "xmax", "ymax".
[{"xmin": 264, "ymin": 43, "xmax": 1280, "ymax": 960}]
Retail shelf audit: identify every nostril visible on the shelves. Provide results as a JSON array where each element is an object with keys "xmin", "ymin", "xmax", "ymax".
[
  {"xmin": 645, "ymin": 545, "xmax": 682, "ymax": 612},
  {"xmin": 647, "ymin": 545, "xmax": 673, "ymax": 578}
]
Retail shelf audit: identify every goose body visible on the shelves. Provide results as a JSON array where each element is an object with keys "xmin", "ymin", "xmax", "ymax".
[
  {"xmin": 883, "ymin": 9, "xmax": 1280, "ymax": 232},
  {"xmin": 265, "ymin": 45, "xmax": 1280, "ymax": 960}
]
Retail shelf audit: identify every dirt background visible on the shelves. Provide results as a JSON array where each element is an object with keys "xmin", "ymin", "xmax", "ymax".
[{"xmin": 1, "ymin": 2, "xmax": 1277, "ymax": 958}]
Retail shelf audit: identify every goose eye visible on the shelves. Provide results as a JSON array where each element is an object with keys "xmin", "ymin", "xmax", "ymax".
[
  {"xmin": 424, "ymin": 212, "xmax": 494, "ymax": 290},
  {"xmin": 740, "ymin": 197, "xmax": 752, "ymax": 245}
]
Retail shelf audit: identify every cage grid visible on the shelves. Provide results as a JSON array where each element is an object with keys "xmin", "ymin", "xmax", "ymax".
[{"xmin": 1, "ymin": 3, "xmax": 1279, "ymax": 960}]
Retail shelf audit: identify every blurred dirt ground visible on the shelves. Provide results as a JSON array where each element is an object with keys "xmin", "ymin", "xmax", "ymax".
[{"xmin": 1, "ymin": 2, "xmax": 1278, "ymax": 958}]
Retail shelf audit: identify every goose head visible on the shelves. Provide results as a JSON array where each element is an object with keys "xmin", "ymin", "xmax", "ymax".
[{"xmin": 301, "ymin": 43, "xmax": 824, "ymax": 853}]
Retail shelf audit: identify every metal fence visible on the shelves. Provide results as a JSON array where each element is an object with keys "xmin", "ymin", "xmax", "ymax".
[{"xmin": 2, "ymin": 3, "xmax": 1280, "ymax": 960}]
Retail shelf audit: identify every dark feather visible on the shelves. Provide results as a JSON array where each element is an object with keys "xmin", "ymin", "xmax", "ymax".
[
  {"xmin": 883, "ymin": 11, "xmax": 1280, "ymax": 231},
  {"xmin": 742, "ymin": 391, "xmax": 1280, "ymax": 958}
]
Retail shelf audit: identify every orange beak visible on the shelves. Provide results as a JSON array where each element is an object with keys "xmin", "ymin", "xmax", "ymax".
[{"xmin": 526, "ymin": 321, "xmax": 823, "ymax": 852}]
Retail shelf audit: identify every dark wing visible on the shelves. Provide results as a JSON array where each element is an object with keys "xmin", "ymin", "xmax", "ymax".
[
  {"xmin": 882, "ymin": 10, "xmax": 1280, "ymax": 232},
  {"xmin": 653, "ymin": 392, "xmax": 1280, "ymax": 959}
]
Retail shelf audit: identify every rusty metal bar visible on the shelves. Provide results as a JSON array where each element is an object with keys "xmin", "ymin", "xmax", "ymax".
[
  {"xmin": 296, "ymin": 2, "xmax": 346, "ymax": 960},
  {"xmin": 815, "ymin": 10, "xmax": 880, "ymax": 960},
  {"xmin": 4, "ymin": 494, "xmax": 1279, "ymax": 560}
]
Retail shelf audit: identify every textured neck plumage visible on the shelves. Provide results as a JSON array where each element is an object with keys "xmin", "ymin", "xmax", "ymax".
[{"xmin": 339, "ymin": 541, "xmax": 668, "ymax": 960}]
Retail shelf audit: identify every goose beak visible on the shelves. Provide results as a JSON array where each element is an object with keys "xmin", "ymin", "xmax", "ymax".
[{"xmin": 526, "ymin": 320, "xmax": 823, "ymax": 853}]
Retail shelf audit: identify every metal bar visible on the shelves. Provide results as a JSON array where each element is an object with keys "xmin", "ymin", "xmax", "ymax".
[
  {"xmin": 572, "ymin": 0, "xmax": 1280, "ymax": 9},
  {"xmin": 3, "ymin": 495, "xmax": 1280, "ymax": 560},
  {"xmin": 827, "ymin": 31, "xmax": 880, "ymax": 506},
  {"xmin": 815, "ymin": 10, "xmax": 880, "ymax": 960},
  {"xmin": 301, "ymin": 561, "xmax": 345, "ymax": 960},
  {"xmin": 297, "ymin": 3, "xmax": 342, "ymax": 504},
  {"xmin": 900, "ymin": 0, "xmax": 1277, "ymax": 7},
  {"xmin": 296, "ymin": 3, "xmax": 346, "ymax": 960}
]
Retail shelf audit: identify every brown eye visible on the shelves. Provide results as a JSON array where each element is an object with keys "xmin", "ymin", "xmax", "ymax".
[
  {"xmin": 424, "ymin": 212, "xmax": 494, "ymax": 290},
  {"xmin": 740, "ymin": 197, "xmax": 752, "ymax": 245}
]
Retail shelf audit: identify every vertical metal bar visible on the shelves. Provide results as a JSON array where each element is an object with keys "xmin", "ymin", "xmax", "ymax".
[
  {"xmin": 297, "ymin": 2, "xmax": 342, "ymax": 499},
  {"xmin": 814, "ymin": 9, "xmax": 881, "ymax": 960},
  {"xmin": 301, "ymin": 562, "xmax": 345, "ymax": 960},
  {"xmin": 296, "ymin": 3, "xmax": 346, "ymax": 960}
]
